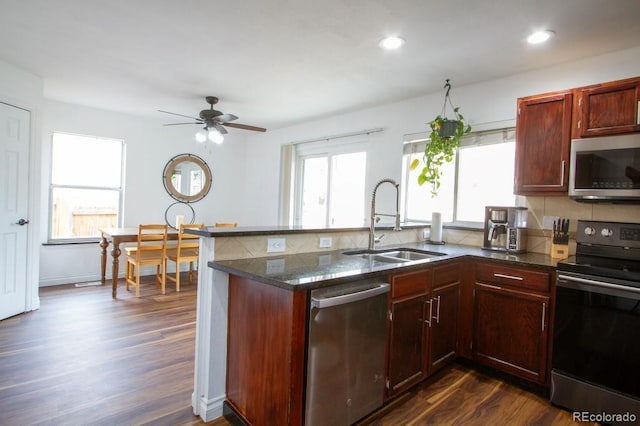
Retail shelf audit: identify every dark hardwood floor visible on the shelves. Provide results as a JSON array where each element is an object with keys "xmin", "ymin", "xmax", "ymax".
[{"xmin": 0, "ymin": 276, "xmax": 580, "ymax": 425}]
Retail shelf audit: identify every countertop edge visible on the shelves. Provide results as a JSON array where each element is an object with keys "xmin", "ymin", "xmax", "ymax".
[
  {"xmin": 207, "ymin": 244, "xmax": 559, "ymax": 291},
  {"xmin": 185, "ymin": 223, "xmax": 432, "ymax": 238}
]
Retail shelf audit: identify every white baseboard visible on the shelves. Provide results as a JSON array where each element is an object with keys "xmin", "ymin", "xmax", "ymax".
[
  {"xmin": 39, "ymin": 264, "xmax": 198, "ymax": 287},
  {"xmin": 193, "ymin": 392, "xmax": 225, "ymax": 422}
]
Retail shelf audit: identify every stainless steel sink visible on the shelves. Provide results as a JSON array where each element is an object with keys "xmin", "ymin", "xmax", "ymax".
[
  {"xmin": 343, "ymin": 248, "xmax": 446, "ymax": 263},
  {"xmin": 377, "ymin": 250, "xmax": 441, "ymax": 261}
]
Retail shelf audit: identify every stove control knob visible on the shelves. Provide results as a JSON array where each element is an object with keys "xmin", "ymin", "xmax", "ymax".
[
  {"xmin": 584, "ymin": 226, "xmax": 596, "ymax": 236},
  {"xmin": 601, "ymin": 228, "xmax": 613, "ymax": 237}
]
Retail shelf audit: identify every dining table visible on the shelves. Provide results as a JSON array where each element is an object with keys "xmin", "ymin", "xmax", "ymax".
[{"xmin": 99, "ymin": 227, "xmax": 179, "ymax": 298}]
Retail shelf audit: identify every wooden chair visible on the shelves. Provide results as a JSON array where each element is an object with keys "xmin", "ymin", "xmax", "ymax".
[
  {"xmin": 165, "ymin": 223, "xmax": 204, "ymax": 292},
  {"xmin": 215, "ymin": 222, "xmax": 237, "ymax": 227},
  {"xmin": 125, "ymin": 224, "xmax": 168, "ymax": 297}
]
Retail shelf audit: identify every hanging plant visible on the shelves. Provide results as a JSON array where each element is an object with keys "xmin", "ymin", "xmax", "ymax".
[{"xmin": 410, "ymin": 79, "xmax": 471, "ymax": 196}]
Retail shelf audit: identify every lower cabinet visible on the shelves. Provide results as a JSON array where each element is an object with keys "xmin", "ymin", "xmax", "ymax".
[
  {"xmin": 428, "ymin": 262, "xmax": 460, "ymax": 374},
  {"xmin": 472, "ymin": 261, "xmax": 551, "ymax": 384},
  {"xmin": 387, "ymin": 269, "xmax": 430, "ymax": 397},
  {"xmin": 387, "ymin": 261, "xmax": 461, "ymax": 398}
]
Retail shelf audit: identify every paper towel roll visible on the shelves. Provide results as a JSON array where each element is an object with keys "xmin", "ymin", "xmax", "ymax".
[{"xmin": 430, "ymin": 212, "xmax": 443, "ymax": 242}]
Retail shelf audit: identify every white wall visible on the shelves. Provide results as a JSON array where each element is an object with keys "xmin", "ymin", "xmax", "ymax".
[
  {"xmin": 241, "ymin": 45, "xmax": 640, "ymax": 226},
  {"xmin": 6, "ymin": 44, "xmax": 640, "ymax": 286},
  {"xmin": 38, "ymin": 101, "xmax": 248, "ymax": 286}
]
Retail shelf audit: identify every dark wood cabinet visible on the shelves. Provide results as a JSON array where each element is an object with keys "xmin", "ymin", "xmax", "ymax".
[
  {"xmin": 514, "ymin": 76, "xmax": 640, "ymax": 196},
  {"xmin": 573, "ymin": 77, "xmax": 640, "ymax": 138},
  {"xmin": 387, "ymin": 269, "xmax": 429, "ymax": 397},
  {"xmin": 472, "ymin": 262, "xmax": 551, "ymax": 384},
  {"xmin": 514, "ymin": 91, "xmax": 572, "ymax": 195},
  {"xmin": 428, "ymin": 262, "xmax": 460, "ymax": 374},
  {"xmin": 387, "ymin": 261, "xmax": 461, "ymax": 397},
  {"xmin": 226, "ymin": 275, "xmax": 307, "ymax": 426}
]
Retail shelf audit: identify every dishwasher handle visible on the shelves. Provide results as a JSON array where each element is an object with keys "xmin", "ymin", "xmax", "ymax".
[{"xmin": 311, "ymin": 283, "xmax": 390, "ymax": 309}]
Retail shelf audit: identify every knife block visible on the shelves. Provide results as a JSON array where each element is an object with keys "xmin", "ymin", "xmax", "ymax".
[{"xmin": 550, "ymin": 243, "xmax": 569, "ymax": 259}]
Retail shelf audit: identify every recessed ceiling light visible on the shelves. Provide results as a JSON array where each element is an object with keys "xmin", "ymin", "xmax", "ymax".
[
  {"xmin": 527, "ymin": 30, "xmax": 555, "ymax": 44},
  {"xmin": 379, "ymin": 36, "xmax": 405, "ymax": 50}
]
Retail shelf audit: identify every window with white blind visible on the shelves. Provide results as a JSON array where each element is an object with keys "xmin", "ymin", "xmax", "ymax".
[
  {"xmin": 402, "ymin": 127, "xmax": 517, "ymax": 226},
  {"xmin": 49, "ymin": 132, "xmax": 125, "ymax": 242}
]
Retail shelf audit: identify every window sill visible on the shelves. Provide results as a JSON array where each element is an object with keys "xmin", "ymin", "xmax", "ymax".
[{"xmin": 43, "ymin": 239, "xmax": 100, "ymax": 246}]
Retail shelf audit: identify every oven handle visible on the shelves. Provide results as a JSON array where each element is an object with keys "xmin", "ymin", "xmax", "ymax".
[{"xmin": 557, "ymin": 273, "xmax": 640, "ymax": 299}]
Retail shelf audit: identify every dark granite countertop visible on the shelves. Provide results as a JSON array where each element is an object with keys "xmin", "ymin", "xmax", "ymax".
[{"xmin": 208, "ymin": 241, "xmax": 561, "ymax": 291}]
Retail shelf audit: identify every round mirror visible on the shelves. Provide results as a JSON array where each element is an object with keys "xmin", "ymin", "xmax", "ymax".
[{"xmin": 162, "ymin": 153, "xmax": 212, "ymax": 203}]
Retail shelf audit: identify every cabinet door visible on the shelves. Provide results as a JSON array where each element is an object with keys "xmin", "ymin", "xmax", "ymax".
[
  {"xmin": 387, "ymin": 295, "xmax": 428, "ymax": 397},
  {"xmin": 574, "ymin": 77, "xmax": 640, "ymax": 137},
  {"xmin": 473, "ymin": 282, "xmax": 549, "ymax": 384},
  {"xmin": 427, "ymin": 281, "xmax": 459, "ymax": 374},
  {"xmin": 515, "ymin": 92, "xmax": 572, "ymax": 195}
]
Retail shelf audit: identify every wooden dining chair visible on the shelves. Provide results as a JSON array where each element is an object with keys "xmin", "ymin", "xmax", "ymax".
[
  {"xmin": 215, "ymin": 222, "xmax": 237, "ymax": 227},
  {"xmin": 124, "ymin": 224, "xmax": 168, "ymax": 297},
  {"xmin": 165, "ymin": 223, "xmax": 204, "ymax": 292}
]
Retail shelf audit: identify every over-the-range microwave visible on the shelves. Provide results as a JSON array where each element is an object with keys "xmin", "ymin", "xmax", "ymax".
[{"xmin": 569, "ymin": 134, "xmax": 640, "ymax": 202}]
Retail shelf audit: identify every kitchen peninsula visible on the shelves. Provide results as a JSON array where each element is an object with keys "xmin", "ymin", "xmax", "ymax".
[{"xmin": 187, "ymin": 224, "xmax": 561, "ymax": 424}]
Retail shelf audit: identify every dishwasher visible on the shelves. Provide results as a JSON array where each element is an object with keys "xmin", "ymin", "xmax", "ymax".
[{"xmin": 305, "ymin": 278, "xmax": 390, "ymax": 425}]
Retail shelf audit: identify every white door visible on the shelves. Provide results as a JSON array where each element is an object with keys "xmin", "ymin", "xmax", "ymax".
[{"xmin": 0, "ymin": 102, "xmax": 30, "ymax": 320}]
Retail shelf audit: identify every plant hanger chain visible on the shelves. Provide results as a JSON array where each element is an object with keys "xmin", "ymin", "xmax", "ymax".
[{"xmin": 440, "ymin": 79, "xmax": 457, "ymax": 118}]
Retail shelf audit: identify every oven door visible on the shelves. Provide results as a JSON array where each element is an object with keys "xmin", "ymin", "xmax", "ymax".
[{"xmin": 553, "ymin": 272, "xmax": 640, "ymax": 404}]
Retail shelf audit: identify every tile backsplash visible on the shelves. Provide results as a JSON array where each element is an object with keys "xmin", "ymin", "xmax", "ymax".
[
  {"xmin": 211, "ymin": 197, "xmax": 639, "ymax": 260},
  {"xmin": 524, "ymin": 196, "xmax": 640, "ymax": 255}
]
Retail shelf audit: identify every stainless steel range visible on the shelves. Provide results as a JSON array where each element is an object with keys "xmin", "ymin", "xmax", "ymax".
[{"xmin": 552, "ymin": 220, "xmax": 640, "ymax": 423}]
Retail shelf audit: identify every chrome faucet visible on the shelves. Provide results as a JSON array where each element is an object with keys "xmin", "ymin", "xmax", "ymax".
[{"xmin": 369, "ymin": 178, "xmax": 402, "ymax": 250}]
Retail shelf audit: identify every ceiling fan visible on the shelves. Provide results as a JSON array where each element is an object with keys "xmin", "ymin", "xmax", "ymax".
[{"xmin": 159, "ymin": 96, "xmax": 266, "ymax": 143}]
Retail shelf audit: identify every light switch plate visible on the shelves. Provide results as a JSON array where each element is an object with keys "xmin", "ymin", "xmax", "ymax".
[
  {"xmin": 542, "ymin": 215, "xmax": 560, "ymax": 230},
  {"xmin": 319, "ymin": 237, "xmax": 332, "ymax": 248},
  {"xmin": 267, "ymin": 238, "xmax": 286, "ymax": 253}
]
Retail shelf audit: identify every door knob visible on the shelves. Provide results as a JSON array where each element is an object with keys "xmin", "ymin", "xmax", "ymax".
[{"xmin": 16, "ymin": 219, "xmax": 29, "ymax": 226}]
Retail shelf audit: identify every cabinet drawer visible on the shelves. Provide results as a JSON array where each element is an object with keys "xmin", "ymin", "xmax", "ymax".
[
  {"xmin": 475, "ymin": 262, "xmax": 550, "ymax": 293},
  {"xmin": 391, "ymin": 270, "xmax": 430, "ymax": 299},
  {"xmin": 433, "ymin": 262, "xmax": 461, "ymax": 288}
]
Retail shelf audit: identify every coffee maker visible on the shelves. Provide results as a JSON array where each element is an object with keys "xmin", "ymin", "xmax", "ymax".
[{"xmin": 483, "ymin": 206, "xmax": 528, "ymax": 253}]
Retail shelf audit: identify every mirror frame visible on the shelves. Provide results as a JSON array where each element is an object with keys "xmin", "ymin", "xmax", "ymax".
[{"xmin": 162, "ymin": 153, "xmax": 212, "ymax": 203}]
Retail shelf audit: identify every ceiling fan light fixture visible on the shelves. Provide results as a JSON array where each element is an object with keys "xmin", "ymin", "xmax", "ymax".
[
  {"xmin": 527, "ymin": 30, "xmax": 555, "ymax": 44},
  {"xmin": 195, "ymin": 128, "xmax": 208, "ymax": 143},
  {"xmin": 207, "ymin": 127, "xmax": 224, "ymax": 144},
  {"xmin": 379, "ymin": 36, "xmax": 405, "ymax": 50}
]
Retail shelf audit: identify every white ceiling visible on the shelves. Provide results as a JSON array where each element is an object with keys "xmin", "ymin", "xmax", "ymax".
[{"xmin": 1, "ymin": 0, "xmax": 640, "ymax": 130}]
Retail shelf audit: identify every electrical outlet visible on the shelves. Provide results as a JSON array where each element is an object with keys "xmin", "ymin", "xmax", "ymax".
[
  {"xmin": 423, "ymin": 229, "xmax": 430, "ymax": 239},
  {"xmin": 267, "ymin": 238, "xmax": 286, "ymax": 253},
  {"xmin": 319, "ymin": 237, "xmax": 332, "ymax": 248},
  {"xmin": 542, "ymin": 215, "xmax": 560, "ymax": 230}
]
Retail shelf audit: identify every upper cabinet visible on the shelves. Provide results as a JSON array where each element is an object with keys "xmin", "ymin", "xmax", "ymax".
[
  {"xmin": 572, "ymin": 77, "xmax": 640, "ymax": 138},
  {"xmin": 514, "ymin": 91, "xmax": 572, "ymax": 195},
  {"xmin": 515, "ymin": 76, "xmax": 640, "ymax": 196}
]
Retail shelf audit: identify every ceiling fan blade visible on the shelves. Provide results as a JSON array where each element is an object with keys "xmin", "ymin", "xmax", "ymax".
[
  {"xmin": 223, "ymin": 122, "xmax": 267, "ymax": 132},
  {"xmin": 213, "ymin": 123, "xmax": 228, "ymax": 134},
  {"xmin": 158, "ymin": 110, "xmax": 200, "ymax": 120},
  {"xmin": 215, "ymin": 113, "xmax": 239, "ymax": 123},
  {"xmin": 163, "ymin": 122, "xmax": 203, "ymax": 126}
]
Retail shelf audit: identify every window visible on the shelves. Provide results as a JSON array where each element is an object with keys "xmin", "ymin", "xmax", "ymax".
[
  {"xmin": 294, "ymin": 139, "xmax": 368, "ymax": 227},
  {"xmin": 402, "ymin": 127, "xmax": 516, "ymax": 225},
  {"xmin": 49, "ymin": 132, "xmax": 124, "ymax": 242}
]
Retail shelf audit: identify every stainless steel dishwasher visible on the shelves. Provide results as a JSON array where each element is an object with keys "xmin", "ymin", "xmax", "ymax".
[{"xmin": 305, "ymin": 279, "xmax": 390, "ymax": 425}]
